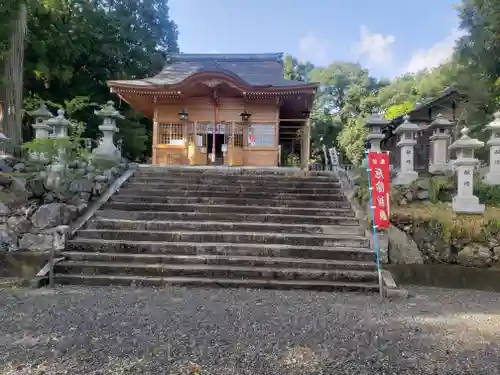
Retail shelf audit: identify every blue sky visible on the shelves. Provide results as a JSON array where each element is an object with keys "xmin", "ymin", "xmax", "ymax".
[{"xmin": 169, "ymin": 0, "xmax": 461, "ymax": 78}]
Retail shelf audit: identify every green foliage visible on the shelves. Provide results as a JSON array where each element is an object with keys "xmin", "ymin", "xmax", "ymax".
[
  {"xmin": 474, "ymin": 178, "xmax": 500, "ymax": 205},
  {"xmin": 428, "ymin": 175, "xmax": 456, "ymax": 203},
  {"xmin": 385, "ymin": 101, "xmax": 416, "ymax": 120},
  {"xmin": 337, "ymin": 116, "xmax": 368, "ymax": 165},
  {"xmin": 283, "ymin": 153, "xmax": 300, "ymax": 167},
  {"xmin": 22, "ymin": 97, "xmax": 93, "ymax": 162},
  {"xmin": 118, "ymin": 113, "xmax": 149, "ymax": 161},
  {"xmin": 283, "ymin": 55, "xmax": 313, "ymax": 82}
]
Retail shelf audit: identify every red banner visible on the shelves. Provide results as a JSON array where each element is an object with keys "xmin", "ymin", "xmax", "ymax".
[{"xmin": 367, "ymin": 152, "xmax": 391, "ymax": 229}]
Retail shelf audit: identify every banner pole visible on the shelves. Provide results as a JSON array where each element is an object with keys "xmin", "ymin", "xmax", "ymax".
[{"xmin": 365, "ymin": 150, "xmax": 385, "ymax": 300}]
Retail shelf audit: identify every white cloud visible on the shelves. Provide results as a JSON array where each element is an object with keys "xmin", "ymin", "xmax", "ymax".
[
  {"xmin": 298, "ymin": 34, "xmax": 330, "ymax": 65},
  {"xmin": 405, "ymin": 28, "xmax": 465, "ymax": 73},
  {"xmin": 352, "ymin": 25, "xmax": 395, "ymax": 67}
]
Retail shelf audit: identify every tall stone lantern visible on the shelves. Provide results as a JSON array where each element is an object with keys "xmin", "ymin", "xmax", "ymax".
[
  {"xmin": 92, "ymin": 101, "xmax": 123, "ymax": 162},
  {"xmin": 484, "ymin": 111, "xmax": 500, "ymax": 185},
  {"xmin": 45, "ymin": 109, "xmax": 72, "ymax": 170},
  {"xmin": 449, "ymin": 127, "xmax": 485, "ymax": 214},
  {"xmin": 393, "ymin": 115, "xmax": 419, "ymax": 185},
  {"xmin": 28, "ymin": 103, "xmax": 53, "ymax": 139},
  {"xmin": 428, "ymin": 113, "xmax": 454, "ymax": 174},
  {"xmin": 365, "ymin": 112, "xmax": 390, "ymax": 152}
]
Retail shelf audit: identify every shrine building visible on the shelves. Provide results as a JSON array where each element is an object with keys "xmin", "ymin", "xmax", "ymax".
[{"xmin": 107, "ymin": 53, "xmax": 319, "ymax": 167}]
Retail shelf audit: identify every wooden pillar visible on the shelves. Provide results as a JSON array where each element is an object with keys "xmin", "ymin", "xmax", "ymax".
[
  {"xmin": 152, "ymin": 105, "xmax": 158, "ymax": 165},
  {"xmin": 302, "ymin": 119, "xmax": 311, "ymax": 170},
  {"xmin": 275, "ymin": 98, "xmax": 280, "ymax": 166}
]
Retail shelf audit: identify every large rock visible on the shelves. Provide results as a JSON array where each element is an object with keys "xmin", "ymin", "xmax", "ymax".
[
  {"xmin": 493, "ymin": 247, "xmax": 500, "ymax": 264},
  {"xmin": 19, "ymin": 225, "xmax": 70, "ymax": 251},
  {"xmin": 19, "ymin": 233, "xmax": 53, "ymax": 251},
  {"xmin": 69, "ymin": 179, "xmax": 93, "ymax": 193},
  {"xmin": 7, "ymin": 216, "xmax": 31, "ymax": 234},
  {"xmin": 0, "ymin": 159, "xmax": 13, "ymax": 173},
  {"xmin": 0, "ymin": 174, "xmax": 11, "ymax": 187},
  {"xmin": 0, "ymin": 225, "xmax": 17, "ymax": 251},
  {"xmin": 387, "ymin": 225, "xmax": 423, "ymax": 264},
  {"xmin": 457, "ymin": 244, "xmax": 492, "ymax": 268},
  {"xmin": 31, "ymin": 203, "xmax": 77, "ymax": 230},
  {"xmin": 13, "ymin": 163, "xmax": 25, "ymax": 172},
  {"xmin": 0, "ymin": 202, "xmax": 10, "ymax": 217}
]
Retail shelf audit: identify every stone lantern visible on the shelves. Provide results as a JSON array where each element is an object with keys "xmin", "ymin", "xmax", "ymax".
[
  {"xmin": 92, "ymin": 101, "xmax": 123, "ymax": 162},
  {"xmin": 428, "ymin": 113, "xmax": 454, "ymax": 174},
  {"xmin": 365, "ymin": 112, "xmax": 390, "ymax": 152},
  {"xmin": 28, "ymin": 103, "xmax": 53, "ymax": 139},
  {"xmin": 484, "ymin": 111, "xmax": 500, "ymax": 185},
  {"xmin": 45, "ymin": 108, "xmax": 72, "ymax": 169},
  {"xmin": 448, "ymin": 126, "xmax": 485, "ymax": 214},
  {"xmin": 393, "ymin": 115, "xmax": 419, "ymax": 185},
  {"xmin": 46, "ymin": 109, "xmax": 71, "ymax": 139}
]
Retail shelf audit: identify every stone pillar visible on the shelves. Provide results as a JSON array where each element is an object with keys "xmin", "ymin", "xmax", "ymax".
[
  {"xmin": 428, "ymin": 114, "xmax": 454, "ymax": 174},
  {"xmin": 92, "ymin": 101, "xmax": 123, "ymax": 162},
  {"xmin": 485, "ymin": 111, "xmax": 500, "ymax": 185},
  {"xmin": 449, "ymin": 127, "xmax": 485, "ymax": 214},
  {"xmin": 28, "ymin": 103, "xmax": 53, "ymax": 139},
  {"xmin": 365, "ymin": 112, "xmax": 390, "ymax": 153},
  {"xmin": 393, "ymin": 115, "xmax": 419, "ymax": 185}
]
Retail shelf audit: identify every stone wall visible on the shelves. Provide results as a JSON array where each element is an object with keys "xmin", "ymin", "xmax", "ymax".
[
  {"xmin": 391, "ymin": 208, "xmax": 500, "ymax": 268},
  {"xmin": 0, "ymin": 155, "xmax": 127, "ymax": 252},
  {"xmin": 351, "ymin": 168, "xmax": 500, "ymax": 268}
]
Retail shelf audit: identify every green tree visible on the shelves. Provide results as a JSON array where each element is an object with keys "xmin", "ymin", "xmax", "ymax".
[
  {"xmin": 19, "ymin": 0, "xmax": 178, "ymax": 160},
  {"xmin": 283, "ymin": 55, "xmax": 314, "ymax": 82}
]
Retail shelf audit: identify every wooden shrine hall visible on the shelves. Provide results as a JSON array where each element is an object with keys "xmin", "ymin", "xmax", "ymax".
[{"xmin": 107, "ymin": 53, "xmax": 319, "ymax": 167}]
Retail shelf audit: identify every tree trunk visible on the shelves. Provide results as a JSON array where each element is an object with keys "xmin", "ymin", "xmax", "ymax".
[{"xmin": 0, "ymin": 1, "xmax": 27, "ymax": 146}]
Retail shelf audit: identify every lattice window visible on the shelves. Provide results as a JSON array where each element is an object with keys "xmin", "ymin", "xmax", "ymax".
[
  {"xmin": 158, "ymin": 123, "xmax": 184, "ymax": 145},
  {"xmin": 232, "ymin": 123, "xmax": 244, "ymax": 148},
  {"xmin": 248, "ymin": 123, "xmax": 275, "ymax": 147}
]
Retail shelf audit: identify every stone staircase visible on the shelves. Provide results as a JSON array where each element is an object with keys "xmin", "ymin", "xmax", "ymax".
[{"xmin": 54, "ymin": 167, "xmax": 379, "ymax": 292}]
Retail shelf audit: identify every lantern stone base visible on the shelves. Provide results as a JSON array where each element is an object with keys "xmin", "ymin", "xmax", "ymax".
[
  {"xmin": 92, "ymin": 147, "xmax": 121, "ymax": 163},
  {"xmin": 429, "ymin": 162, "xmax": 451, "ymax": 175},
  {"xmin": 452, "ymin": 195, "xmax": 485, "ymax": 214},
  {"xmin": 393, "ymin": 170, "xmax": 418, "ymax": 186},
  {"xmin": 484, "ymin": 171, "xmax": 500, "ymax": 185}
]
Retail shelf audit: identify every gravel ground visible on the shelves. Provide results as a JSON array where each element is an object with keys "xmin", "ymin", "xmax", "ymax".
[{"xmin": 0, "ymin": 285, "xmax": 499, "ymax": 375}]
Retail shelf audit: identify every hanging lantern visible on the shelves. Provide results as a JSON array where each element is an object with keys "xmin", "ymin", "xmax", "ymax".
[{"xmin": 240, "ymin": 110, "xmax": 251, "ymax": 122}]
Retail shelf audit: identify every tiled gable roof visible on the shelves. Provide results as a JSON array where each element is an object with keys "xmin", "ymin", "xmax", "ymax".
[{"xmin": 134, "ymin": 53, "xmax": 310, "ymax": 88}]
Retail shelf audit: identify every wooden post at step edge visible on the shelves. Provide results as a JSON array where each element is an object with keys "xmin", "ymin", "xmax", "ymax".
[{"xmin": 302, "ymin": 119, "xmax": 311, "ymax": 170}]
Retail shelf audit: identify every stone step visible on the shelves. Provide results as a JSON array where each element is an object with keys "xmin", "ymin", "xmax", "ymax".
[
  {"xmin": 123, "ymin": 183, "xmax": 342, "ymax": 195},
  {"xmin": 87, "ymin": 218, "xmax": 364, "ymax": 235},
  {"xmin": 109, "ymin": 195, "xmax": 350, "ymax": 209},
  {"xmin": 131, "ymin": 173, "xmax": 341, "ymax": 182},
  {"xmin": 95, "ymin": 210, "xmax": 359, "ymax": 226},
  {"xmin": 116, "ymin": 189, "xmax": 346, "ymax": 202},
  {"xmin": 75, "ymin": 229, "xmax": 370, "ymax": 247},
  {"xmin": 135, "ymin": 170, "xmax": 339, "ymax": 179},
  {"xmin": 54, "ymin": 274, "xmax": 380, "ymax": 292},
  {"xmin": 55, "ymin": 261, "xmax": 378, "ymax": 283},
  {"xmin": 66, "ymin": 239, "xmax": 375, "ymax": 262},
  {"xmin": 61, "ymin": 252, "xmax": 377, "ymax": 270},
  {"xmin": 103, "ymin": 202, "xmax": 355, "ymax": 217},
  {"xmin": 128, "ymin": 176, "xmax": 339, "ymax": 187}
]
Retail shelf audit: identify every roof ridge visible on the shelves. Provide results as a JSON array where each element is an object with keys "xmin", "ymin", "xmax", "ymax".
[{"xmin": 168, "ymin": 53, "xmax": 284, "ymax": 63}]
